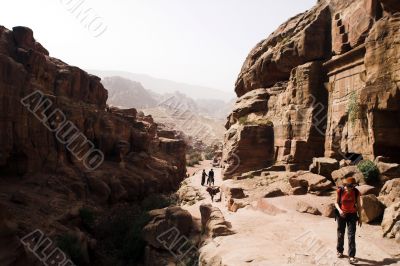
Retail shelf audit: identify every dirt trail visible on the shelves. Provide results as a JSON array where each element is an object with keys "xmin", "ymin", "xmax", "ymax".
[{"xmin": 182, "ymin": 161, "xmax": 400, "ymax": 266}]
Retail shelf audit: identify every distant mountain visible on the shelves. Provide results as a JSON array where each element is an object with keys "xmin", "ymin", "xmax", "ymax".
[
  {"xmin": 142, "ymin": 91, "xmax": 227, "ymax": 145},
  {"xmin": 100, "ymin": 76, "xmax": 229, "ymax": 145},
  {"xmin": 196, "ymin": 98, "xmax": 235, "ymax": 120},
  {"xmin": 101, "ymin": 76, "xmax": 157, "ymax": 109},
  {"xmin": 88, "ymin": 70, "xmax": 235, "ymax": 102}
]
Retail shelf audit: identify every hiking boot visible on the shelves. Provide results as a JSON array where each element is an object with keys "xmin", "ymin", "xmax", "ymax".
[
  {"xmin": 349, "ymin": 257, "xmax": 358, "ymax": 264},
  {"xmin": 337, "ymin": 252, "xmax": 343, "ymax": 258}
]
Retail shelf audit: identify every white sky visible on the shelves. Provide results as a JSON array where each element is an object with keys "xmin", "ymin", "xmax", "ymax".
[{"xmin": 1, "ymin": 0, "xmax": 316, "ymax": 92}]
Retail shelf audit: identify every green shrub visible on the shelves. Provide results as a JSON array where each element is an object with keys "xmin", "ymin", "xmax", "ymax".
[
  {"xmin": 357, "ymin": 160, "xmax": 380, "ymax": 183},
  {"xmin": 238, "ymin": 116, "xmax": 248, "ymax": 125},
  {"xmin": 58, "ymin": 234, "xmax": 85, "ymax": 265},
  {"xmin": 79, "ymin": 207, "xmax": 95, "ymax": 229},
  {"xmin": 348, "ymin": 91, "xmax": 360, "ymax": 125},
  {"xmin": 257, "ymin": 119, "xmax": 274, "ymax": 127},
  {"xmin": 204, "ymin": 152, "xmax": 214, "ymax": 160}
]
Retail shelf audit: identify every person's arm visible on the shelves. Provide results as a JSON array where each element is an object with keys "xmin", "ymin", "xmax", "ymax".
[
  {"xmin": 357, "ymin": 193, "xmax": 362, "ymax": 227},
  {"xmin": 335, "ymin": 189, "xmax": 345, "ymax": 217}
]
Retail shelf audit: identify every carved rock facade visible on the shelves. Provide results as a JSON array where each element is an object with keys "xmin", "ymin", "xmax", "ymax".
[{"xmin": 223, "ymin": 0, "xmax": 400, "ymax": 178}]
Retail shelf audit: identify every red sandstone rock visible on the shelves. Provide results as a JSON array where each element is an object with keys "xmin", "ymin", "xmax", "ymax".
[{"xmin": 224, "ymin": 0, "xmax": 400, "ymax": 182}]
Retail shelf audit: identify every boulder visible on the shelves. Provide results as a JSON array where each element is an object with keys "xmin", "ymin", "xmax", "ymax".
[
  {"xmin": 288, "ymin": 176, "xmax": 309, "ymax": 188},
  {"xmin": 296, "ymin": 201, "xmax": 321, "ymax": 215},
  {"xmin": 339, "ymin": 159, "xmax": 352, "ymax": 168},
  {"xmin": 322, "ymin": 203, "xmax": 336, "ymax": 218},
  {"xmin": 178, "ymin": 185, "xmax": 203, "ymax": 205},
  {"xmin": 356, "ymin": 185, "xmax": 379, "ymax": 196},
  {"xmin": 382, "ymin": 202, "xmax": 400, "ymax": 238},
  {"xmin": 293, "ymin": 172, "xmax": 334, "ymax": 192},
  {"xmin": 331, "ymin": 166, "xmax": 365, "ymax": 186},
  {"xmin": 227, "ymin": 198, "xmax": 248, "ymax": 213},
  {"xmin": 360, "ymin": 195, "xmax": 385, "ymax": 223},
  {"xmin": 379, "ymin": 178, "xmax": 400, "ymax": 207},
  {"xmin": 264, "ymin": 187, "xmax": 286, "ymax": 198},
  {"xmin": 309, "ymin": 157, "xmax": 339, "ymax": 179},
  {"xmin": 142, "ymin": 207, "xmax": 193, "ymax": 250},
  {"xmin": 200, "ymin": 204, "xmax": 234, "ymax": 237},
  {"xmin": 221, "ymin": 182, "xmax": 246, "ymax": 199},
  {"xmin": 377, "ymin": 162, "xmax": 400, "ymax": 183},
  {"xmin": 290, "ymin": 186, "xmax": 308, "ymax": 195}
]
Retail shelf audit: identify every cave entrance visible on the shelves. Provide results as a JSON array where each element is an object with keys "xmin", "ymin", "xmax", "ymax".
[{"xmin": 345, "ymin": 153, "xmax": 363, "ymax": 165}]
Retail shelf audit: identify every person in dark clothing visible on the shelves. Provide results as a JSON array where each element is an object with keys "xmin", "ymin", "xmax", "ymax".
[
  {"xmin": 207, "ymin": 169, "xmax": 215, "ymax": 186},
  {"xmin": 335, "ymin": 177, "xmax": 362, "ymax": 264},
  {"xmin": 201, "ymin": 170, "xmax": 208, "ymax": 186}
]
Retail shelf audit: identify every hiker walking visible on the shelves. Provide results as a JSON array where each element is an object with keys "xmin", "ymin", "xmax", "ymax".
[
  {"xmin": 207, "ymin": 169, "xmax": 215, "ymax": 186},
  {"xmin": 335, "ymin": 177, "xmax": 362, "ymax": 264},
  {"xmin": 201, "ymin": 170, "xmax": 208, "ymax": 186}
]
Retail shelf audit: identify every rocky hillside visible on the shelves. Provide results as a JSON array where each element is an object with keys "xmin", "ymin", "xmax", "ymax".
[
  {"xmin": 0, "ymin": 26, "xmax": 186, "ymax": 265},
  {"xmin": 101, "ymin": 77, "xmax": 228, "ymax": 146},
  {"xmin": 101, "ymin": 76, "xmax": 157, "ymax": 108},
  {"xmin": 223, "ymin": 0, "xmax": 400, "ymax": 178},
  {"xmin": 142, "ymin": 91, "xmax": 227, "ymax": 146}
]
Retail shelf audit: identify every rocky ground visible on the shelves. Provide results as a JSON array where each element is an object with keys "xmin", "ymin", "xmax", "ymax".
[{"xmin": 178, "ymin": 161, "xmax": 400, "ymax": 266}]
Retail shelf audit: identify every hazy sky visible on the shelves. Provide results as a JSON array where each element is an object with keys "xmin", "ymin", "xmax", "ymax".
[{"xmin": 1, "ymin": 0, "xmax": 316, "ymax": 92}]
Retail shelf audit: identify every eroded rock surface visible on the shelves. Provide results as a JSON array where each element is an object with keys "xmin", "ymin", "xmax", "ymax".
[
  {"xmin": 222, "ymin": 0, "xmax": 400, "ymax": 180},
  {"xmin": 0, "ymin": 26, "xmax": 187, "ymax": 265}
]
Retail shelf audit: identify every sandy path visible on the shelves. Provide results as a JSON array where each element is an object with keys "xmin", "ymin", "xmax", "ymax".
[{"xmin": 181, "ymin": 162, "xmax": 400, "ymax": 266}]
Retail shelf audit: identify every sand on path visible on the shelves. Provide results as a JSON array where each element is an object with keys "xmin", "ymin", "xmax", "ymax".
[{"xmin": 181, "ymin": 161, "xmax": 400, "ymax": 266}]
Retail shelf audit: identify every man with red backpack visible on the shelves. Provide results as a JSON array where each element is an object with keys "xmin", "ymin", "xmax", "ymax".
[{"xmin": 335, "ymin": 177, "xmax": 362, "ymax": 264}]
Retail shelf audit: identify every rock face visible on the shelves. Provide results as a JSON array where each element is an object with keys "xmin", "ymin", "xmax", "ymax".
[
  {"xmin": 332, "ymin": 166, "xmax": 365, "ymax": 185},
  {"xmin": 102, "ymin": 76, "xmax": 157, "ymax": 109},
  {"xmin": 309, "ymin": 157, "xmax": 340, "ymax": 180},
  {"xmin": 234, "ymin": 3, "xmax": 330, "ymax": 96},
  {"xmin": 223, "ymin": 62, "xmax": 328, "ymax": 177},
  {"xmin": 223, "ymin": 124, "xmax": 274, "ymax": 178},
  {"xmin": 142, "ymin": 207, "xmax": 195, "ymax": 266},
  {"xmin": 289, "ymin": 172, "xmax": 334, "ymax": 193},
  {"xmin": 0, "ymin": 25, "xmax": 187, "ymax": 264},
  {"xmin": 376, "ymin": 161, "xmax": 400, "ymax": 182},
  {"xmin": 296, "ymin": 201, "xmax": 322, "ymax": 216},
  {"xmin": 222, "ymin": 0, "xmax": 400, "ymax": 179}
]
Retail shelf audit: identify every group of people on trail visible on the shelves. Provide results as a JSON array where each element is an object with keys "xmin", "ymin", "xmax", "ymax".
[
  {"xmin": 201, "ymin": 169, "xmax": 221, "ymax": 202},
  {"xmin": 201, "ymin": 169, "xmax": 214, "ymax": 186},
  {"xmin": 335, "ymin": 177, "xmax": 362, "ymax": 264}
]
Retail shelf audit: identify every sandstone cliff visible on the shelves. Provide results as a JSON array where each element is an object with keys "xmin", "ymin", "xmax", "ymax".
[
  {"xmin": 223, "ymin": 0, "xmax": 400, "ymax": 178},
  {"xmin": 0, "ymin": 26, "xmax": 186, "ymax": 265}
]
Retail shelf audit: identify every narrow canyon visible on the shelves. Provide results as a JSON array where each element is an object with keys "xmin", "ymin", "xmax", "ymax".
[{"xmin": 0, "ymin": 0, "xmax": 400, "ymax": 266}]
